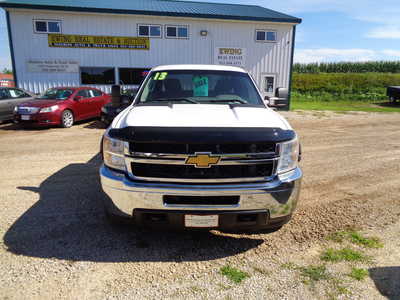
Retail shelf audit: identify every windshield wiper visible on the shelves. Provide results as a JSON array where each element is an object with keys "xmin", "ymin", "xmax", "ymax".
[
  {"xmin": 207, "ymin": 99, "xmax": 247, "ymax": 104},
  {"xmin": 147, "ymin": 98, "xmax": 199, "ymax": 104}
]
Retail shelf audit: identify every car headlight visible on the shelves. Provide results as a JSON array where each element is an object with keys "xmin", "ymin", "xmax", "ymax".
[
  {"xmin": 14, "ymin": 106, "xmax": 18, "ymax": 113},
  {"xmin": 102, "ymin": 132, "xmax": 125, "ymax": 171},
  {"xmin": 40, "ymin": 105, "xmax": 59, "ymax": 113},
  {"xmin": 277, "ymin": 137, "xmax": 300, "ymax": 174}
]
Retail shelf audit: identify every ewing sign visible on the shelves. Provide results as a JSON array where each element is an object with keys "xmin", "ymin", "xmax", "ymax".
[
  {"xmin": 48, "ymin": 34, "xmax": 150, "ymax": 50},
  {"xmin": 215, "ymin": 47, "xmax": 246, "ymax": 67},
  {"xmin": 27, "ymin": 59, "xmax": 79, "ymax": 73}
]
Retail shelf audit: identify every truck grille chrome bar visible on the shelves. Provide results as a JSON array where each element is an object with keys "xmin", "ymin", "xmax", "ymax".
[{"xmin": 124, "ymin": 142, "xmax": 279, "ymax": 183}]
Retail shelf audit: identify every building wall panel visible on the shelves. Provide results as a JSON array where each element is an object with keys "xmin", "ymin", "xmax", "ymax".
[{"xmin": 9, "ymin": 9, "xmax": 294, "ymax": 94}]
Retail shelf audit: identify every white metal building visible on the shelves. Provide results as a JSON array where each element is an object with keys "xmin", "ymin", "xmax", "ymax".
[{"xmin": 1, "ymin": 0, "xmax": 301, "ymax": 107}]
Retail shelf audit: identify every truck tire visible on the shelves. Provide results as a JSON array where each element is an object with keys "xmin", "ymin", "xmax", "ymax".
[{"xmin": 61, "ymin": 110, "xmax": 74, "ymax": 128}]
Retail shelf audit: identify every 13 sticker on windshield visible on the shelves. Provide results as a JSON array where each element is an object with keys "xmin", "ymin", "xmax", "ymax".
[
  {"xmin": 154, "ymin": 72, "xmax": 168, "ymax": 80},
  {"xmin": 193, "ymin": 76, "xmax": 209, "ymax": 97}
]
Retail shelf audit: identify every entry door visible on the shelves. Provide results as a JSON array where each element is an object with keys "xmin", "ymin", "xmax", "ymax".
[{"xmin": 262, "ymin": 74, "xmax": 276, "ymax": 98}]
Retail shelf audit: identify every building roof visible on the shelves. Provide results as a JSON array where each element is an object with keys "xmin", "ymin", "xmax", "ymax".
[
  {"xmin": 0, "ymin": 73, "xmax": 14, "ymax": 80},
  {"xmin": 0, "ymin": 0, "xmax": 301, "ymax": 24}
]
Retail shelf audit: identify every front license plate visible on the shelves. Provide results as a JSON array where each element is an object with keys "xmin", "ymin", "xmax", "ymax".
[
  {"xmin": 184, "ymin": 215, "xmax": 219, "ymax": 228},
  {"xmin": 21, "ymin": 115, "xmax": 30, "ymax": 120}
]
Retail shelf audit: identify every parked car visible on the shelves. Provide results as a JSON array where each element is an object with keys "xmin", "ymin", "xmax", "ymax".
[
  {"xmin": 14, "ymin": 87, "xmax": 111, "ymax": 128},
  {"xmin": 101, "ymin": 88, "xmax": 138, "ymax": 126},
  {"xmin": 387, "ymin": 86, "xmax": 400, "ymax": 103},
  {"xmin": 0, "ymin": 87, "xmax": 35, "ymax": 123},
  {"xmin": 100, "ymin": 65, "xmax": 302, "ymax": 232}
]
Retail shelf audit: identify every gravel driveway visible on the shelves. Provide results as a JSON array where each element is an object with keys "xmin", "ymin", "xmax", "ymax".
[{"xmin": 0, "ymin": 111, "xmax": 399, "ymax": 299}]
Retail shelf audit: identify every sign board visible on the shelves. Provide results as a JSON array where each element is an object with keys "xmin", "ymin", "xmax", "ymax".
[
  {"xmin": 48, "ymin": 34, "xmax": 150, "ymax": 50},
  {"xmin": 215, "ymin": 47, "xmax": 246, "ymax": 67},
  {"xmin": 27, "ymin": 59, "xmax": 79, "ymax": 73}
]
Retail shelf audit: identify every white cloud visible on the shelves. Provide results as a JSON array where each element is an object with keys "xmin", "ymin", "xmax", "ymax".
[
  {"xmin": 366, "ymin": 26, "xmax": 400, "ymax": 39},
  {"xmin": 382, "ymin": 49, "xmax": 400, "ymax": 57},
  {"xmin": 254, "ymin": 0, "xmax": 400, "ymax": 40},
  {"xmin": 294, "ymin": 48, "xmax": 377, "ymax": 63},
  {"xmin": 0, "ymin": 56, "xmax": 11, "ymax": 70}
]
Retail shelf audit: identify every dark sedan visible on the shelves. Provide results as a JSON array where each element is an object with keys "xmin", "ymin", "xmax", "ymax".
[{"xmin": 0, "ymin": 87, "xmax": 35, "ymax": 123}]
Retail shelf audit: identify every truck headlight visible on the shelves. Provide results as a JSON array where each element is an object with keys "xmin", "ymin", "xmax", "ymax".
[
  {"xmin": 277, "ymin": 137, "xmax": 300, "ymax": 174},
  {"xmin": 102, "ymin": 132, "xmax": 125, "ymax": 171},
  {"xmin": 40, "ymin": 105, "xmax": 59, "ymax": 113}
]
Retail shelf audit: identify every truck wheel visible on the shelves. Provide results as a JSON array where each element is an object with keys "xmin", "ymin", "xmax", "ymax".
[{"xmin": 61, "ymin": 110, "xmax": 74, "ymax": 128}]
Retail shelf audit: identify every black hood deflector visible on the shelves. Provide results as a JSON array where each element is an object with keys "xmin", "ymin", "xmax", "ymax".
[{"xmin": 108, "ymin": 127, "xmax": 295, "ymax": 144}]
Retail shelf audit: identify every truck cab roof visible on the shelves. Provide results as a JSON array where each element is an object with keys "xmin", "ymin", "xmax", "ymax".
[{"xmin": 151, "ymin": 64, "xmax": 247, "ymax": 73}]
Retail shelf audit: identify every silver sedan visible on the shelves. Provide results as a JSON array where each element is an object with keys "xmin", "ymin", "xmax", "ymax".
[{"xmin": 0, "ymin": 87, "xmax": 35, "ymax": 122}]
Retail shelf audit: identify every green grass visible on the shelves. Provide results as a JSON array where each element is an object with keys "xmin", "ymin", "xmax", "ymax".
[
  {"xmin": 291, "ymin": 100, "xmax": 400, "ymax": 113},
  {"xmin": 320, "ymin": 248, "xmax": 369, "ymax": 263},
  {"xmin": 348, "ymin": 268, "xmax": 369, "ymax": 281},
  {"xmin": 299, "ymin": 265, "xmax": 330, "ymax": 283},
  {"xmin": 348, "ymin": 232, "xmax": 383, "ymax": 249},
  {"xmin": 327, "ymin": 230, "xmax": 383, "ymax": 249},
  {"xmin": 220, "ymin": 266, "xmax": 250, "ymax": 284}
]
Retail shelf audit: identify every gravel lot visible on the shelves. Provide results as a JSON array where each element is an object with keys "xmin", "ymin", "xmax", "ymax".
[{"xmin": 0, "ymin": 111, "xmax": 399, "ymax": 299}]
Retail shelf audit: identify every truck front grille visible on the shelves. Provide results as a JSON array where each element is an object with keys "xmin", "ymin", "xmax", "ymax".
[
  {"xmin": 131, "ymin": 162, "xmax": 274, "ymax": 180},
  {"xmin": 130, "ymin": 142, "xmax": 276, "ymax": 154},
  {"xmin": 125, "ymin": 142, "xmax": 279, "ymax": 183}
]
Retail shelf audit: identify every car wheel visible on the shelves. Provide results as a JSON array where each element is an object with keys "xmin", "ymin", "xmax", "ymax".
[{"xmin": 61, "ymin": 110, "xmax": 74, "ymax": 128}]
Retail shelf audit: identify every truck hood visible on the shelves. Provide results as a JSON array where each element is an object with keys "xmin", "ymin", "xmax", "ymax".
[{"xmin": 115, "ymin": 104, "xmax": 291, "ymax": 130}]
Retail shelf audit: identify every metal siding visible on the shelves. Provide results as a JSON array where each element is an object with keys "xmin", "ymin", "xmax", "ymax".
[{"xmin": 10, "ymin": 9, "xmax": 294, "ymax": 94}]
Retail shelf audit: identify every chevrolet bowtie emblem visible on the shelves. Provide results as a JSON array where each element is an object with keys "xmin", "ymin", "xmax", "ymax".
[{"xmin": 185, "ymin": 153, "xmax": 221, "ymax": 168}]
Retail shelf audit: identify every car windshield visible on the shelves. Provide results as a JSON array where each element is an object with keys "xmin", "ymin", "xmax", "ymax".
[
  {"xmin": 138, "ymin": 70, "xmax": 263, "ymax": 105},
  {"xmin": 38, "ymin": 89, "xmax": 73, "ymax": 100}
]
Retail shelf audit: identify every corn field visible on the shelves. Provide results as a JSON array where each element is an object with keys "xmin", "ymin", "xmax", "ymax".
[{"xmin": 293, "ymin": 61, "xmax": 400, "ymax": 73}]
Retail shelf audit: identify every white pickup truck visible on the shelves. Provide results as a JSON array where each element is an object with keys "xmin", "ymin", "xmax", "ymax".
[{"xmin": 100, "ymin": 65, "xmax": 302, "ymax": 232}]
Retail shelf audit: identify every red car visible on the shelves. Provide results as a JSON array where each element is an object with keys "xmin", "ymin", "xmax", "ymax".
[{"xmin": 14, "ymin": 87, "xmax": 111, "ymax": 128}]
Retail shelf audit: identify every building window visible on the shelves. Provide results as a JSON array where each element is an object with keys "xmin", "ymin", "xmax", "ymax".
[
  {"xmin": 34, "ymin": 20, "xmax": 61, "ymax": 33},
  {"xmin": 165, "ymin": 25, "xmax": 189, "ymax": 39},
  {"xmin": 138, "ymin": 24, "xmax": 162, "ymax": 38},
  {"xmin": 80, "ymin": 67, "xmax": 115, "ymax": 85},
  {"xmin": 119, "ymin": 68, "xmax": 150, "ymax": 85},
  {"xmin": 255, "ymin": 30, "xmax": 277, "ymax": 42}
]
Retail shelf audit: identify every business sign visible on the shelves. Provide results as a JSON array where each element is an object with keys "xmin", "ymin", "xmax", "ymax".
[
  {"xmin": 48, "ymin": 34, "xmax": 150, "ymax": 50},
  {"xmin": 215, "ymin": 47, "xmax": 246, "ymax": 67},
  {"xmin": 27, "ymin": 59, "xmax": 79, "ymax": 73}
]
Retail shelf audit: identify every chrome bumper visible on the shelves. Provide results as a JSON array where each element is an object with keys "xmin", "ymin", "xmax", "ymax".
[{"xmin": 100, "ymin": 165, "xmax": 302, "ymax": 219}]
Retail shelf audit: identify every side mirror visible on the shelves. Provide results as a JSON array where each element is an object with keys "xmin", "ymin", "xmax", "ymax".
[{"xmin": 74, "ymin": 96, "xmax": 83, "ymax": 101}]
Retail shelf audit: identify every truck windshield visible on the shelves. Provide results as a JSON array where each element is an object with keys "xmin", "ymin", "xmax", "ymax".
[
  {"xmin": 138, "ymin": 70, "xmax": 263, "ymax": 105},
  {"xmin": 37, "ymin": 89, "xmax": 73, "ymax": 100}
]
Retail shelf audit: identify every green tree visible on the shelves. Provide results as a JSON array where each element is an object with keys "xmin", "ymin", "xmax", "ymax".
[{"xmin": 2, "ymin": 68, "xmax": 13, "ymax": 75}]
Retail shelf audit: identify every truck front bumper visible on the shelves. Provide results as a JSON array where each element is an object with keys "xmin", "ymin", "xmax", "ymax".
[{"xmin": 100, "ymin": 165, "xmax": 302, "ymax": 230}]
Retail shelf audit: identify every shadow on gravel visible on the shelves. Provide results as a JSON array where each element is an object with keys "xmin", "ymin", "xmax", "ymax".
[
  {"xmin": 3, "ymin": 154, "xmax": 263, "ymax": 262},
  {"xmin": 373, "ymin": 101, "xmax": 400, "ymax": 108},
  {"xmin": 0, "ymin": 122, "xmax": 47, "ymax": 131},
  {"xmin": 83, "ymin": 119, "xmax": 108, "ymax": 129},
  {"xmin": 369, "ymin": 267, "xmax": 400, "ymax": 300}
]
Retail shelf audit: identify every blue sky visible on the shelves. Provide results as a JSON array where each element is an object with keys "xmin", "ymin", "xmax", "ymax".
[{"xmin": 1, "ymin": 0, "xmax": 400, "ymax": 70}]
